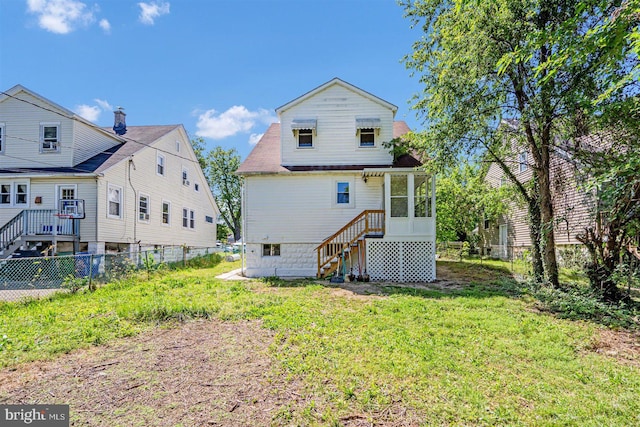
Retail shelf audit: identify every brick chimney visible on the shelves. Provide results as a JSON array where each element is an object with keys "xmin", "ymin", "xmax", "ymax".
[{"xmin": 113, "ymin": 107, "xmax": 127, "ymax": 135}]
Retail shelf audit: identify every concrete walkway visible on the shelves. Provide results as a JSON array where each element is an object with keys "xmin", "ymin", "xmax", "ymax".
[{"xmin": 215, "ymin": 268, "xmax": 249, "ymax": 281}]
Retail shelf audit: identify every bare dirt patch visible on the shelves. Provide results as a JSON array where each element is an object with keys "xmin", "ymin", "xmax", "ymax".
[
  {"xmin": 0, "ymin": 319, "xmax": 307, "ymax": 426},
  {"xmin": 587, "ymin": 328, "xmax": 640, "ymax": 368}
]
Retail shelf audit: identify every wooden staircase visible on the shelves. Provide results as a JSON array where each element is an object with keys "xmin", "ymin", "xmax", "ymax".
[{"xmin": 316, "ymin": 210, "xmax": 384, "ymax": 278}]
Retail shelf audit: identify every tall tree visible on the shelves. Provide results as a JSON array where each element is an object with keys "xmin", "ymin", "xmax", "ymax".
[
  {"xmin": 400, "ymin": 0, "xmax": 637, "ymax": 287},
  {"xmin": 436, "ymin": 161, "xmax": 509, "ymax": 243},
  {"xmin": 192, "ymin": 140, "xmax": 243, "ymax": 242}
]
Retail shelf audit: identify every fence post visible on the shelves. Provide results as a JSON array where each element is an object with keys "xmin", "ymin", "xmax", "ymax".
[{"xmin": 183, "ymin": 245, "xmax": 187, "ymax": 267}]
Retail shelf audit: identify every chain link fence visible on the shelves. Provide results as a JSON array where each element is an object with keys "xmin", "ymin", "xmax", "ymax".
[{"xmin": 0, "ymin": 246, "xmax": 221, "ymax": 302}]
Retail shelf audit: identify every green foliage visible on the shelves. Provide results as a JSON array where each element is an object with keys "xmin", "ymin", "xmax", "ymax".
[
  {"xmin": 198, "ymin": 144, "xmax": 243, "ymax": 242},
  {"xmin": 435, "ymin": 161, "xmax": 509, "ymax": 242},
  {"xmin": 61, "ymin": 275, "xmax": 88, "ymax": 293}
]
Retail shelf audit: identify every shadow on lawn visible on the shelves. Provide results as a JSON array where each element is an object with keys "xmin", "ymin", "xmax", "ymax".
[{"xmin": 262, "ymin": 260, "xmax": 525, "ymax": 300}]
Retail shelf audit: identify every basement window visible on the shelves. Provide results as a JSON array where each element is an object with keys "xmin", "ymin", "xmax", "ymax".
[{"xmin": 262, "ymin": 244, "xmax": 280, "ymax": 257}]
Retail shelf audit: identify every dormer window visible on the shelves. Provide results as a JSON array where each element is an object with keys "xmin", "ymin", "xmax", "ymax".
[
  {"xmin": 40, "ymin": 123, "xmax": 60, "ymax": 153},
  {"xmin": 356, "ymin": 118, "xmax": 381, "ymax": 148},
  {"xmin": 297, "ymin": 129, "xmax": 313, "ymax": 148},
  {"xmin": 291, "ymin": 119, "xmax": 316, "ymax": 149},
  {"xmin": 359, "ymin": 128, "xmax": 375, "ymax": 147}
]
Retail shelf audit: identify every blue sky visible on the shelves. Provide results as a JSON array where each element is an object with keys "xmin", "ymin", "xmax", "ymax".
[{"xmin": 0, "ymin": 0, "xmax": 425, "ymax": 160}]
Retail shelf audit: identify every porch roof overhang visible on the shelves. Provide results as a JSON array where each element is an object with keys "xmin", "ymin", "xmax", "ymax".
[{"xmin": 361, "ymin": 167, "xmax": 426, "ymax": 178}]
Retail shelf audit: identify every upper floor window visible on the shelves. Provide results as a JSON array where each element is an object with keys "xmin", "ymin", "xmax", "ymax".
[
  {"xmin": 40, "ymin": 123, "xmax": 60, "ymax": 153},
  {"xmin": 0, "ymin": 184, "xmax": 10, "ymax": 205},
  {"xmin": 518, "ymin": 152, "xmax": 528, "ymax": 172},
  {"xmin": 291, "ymin": 119, "xmax": 316, "ymax": 149},
  {"xmin": 157, "ymin": 153, "xmax": 165, "ymax": 176},
  {"xmin": 0, "ymin": 123, "xmax": 5, "ymax": 154},
  {"xmin": 138, "ymin": 193, "xmax": 150, "ymax": 222},
  {"xmin": 297, "ymin": 129, "xmax": 313, "ymax": 148},
  {"xmin": 359, "ymin": 128, "xmax": 375, "ymax": 147},
  {"xmin": 182, "ymin": 167, "xmax": 190, "ymax": 186},
  {"xmin": 162, "ymin": 201, "xmax": 171, "ymax": 225},
  {"xmin": 194, "ymin": 182, "xmax": 200, "ymax": 192},
  {"xmin": 107, "ymin": 184, "xmax": 122, "ymax": 219}
]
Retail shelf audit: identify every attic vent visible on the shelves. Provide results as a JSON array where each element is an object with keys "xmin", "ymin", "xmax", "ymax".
[{"xmin": 113, "ymin": 107, "xmax": 127, "ymax": 136}]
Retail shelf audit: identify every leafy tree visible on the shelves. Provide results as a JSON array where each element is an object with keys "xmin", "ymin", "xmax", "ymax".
[
  {"xmin": 191, "ymin": 140, "xmax": 243, "ymax": 242},
  {"xmin": 436, "ymin": 161, "xmax": 509, "ymax": 244},
  {"xmin": 400, "ymin": 0, "xmax": 638, "ymax": 287}
]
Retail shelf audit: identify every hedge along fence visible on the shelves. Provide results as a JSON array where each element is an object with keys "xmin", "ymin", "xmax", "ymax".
[{"xmin": 0, "ymin": 246, "xmax": 220, "ymax": 302}]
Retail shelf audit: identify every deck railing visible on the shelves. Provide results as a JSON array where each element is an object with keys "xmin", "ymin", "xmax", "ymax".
[
  {"xmin": 316, "ymin": 210, "xmax": 384, "ymax": 278},
  {"xmin": 0, "ymin": 210, "xmax": 77, "ymax": 252}
]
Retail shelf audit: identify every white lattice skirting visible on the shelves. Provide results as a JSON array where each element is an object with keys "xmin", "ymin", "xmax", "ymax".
[{"xmin": 367, "ymin": 241, "xmax": 436, "ymax": 282}]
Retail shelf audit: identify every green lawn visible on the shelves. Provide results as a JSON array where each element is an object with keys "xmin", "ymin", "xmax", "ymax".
[{"xmin": 1, "ymin": 259, "xmax": 639, "ymax": 425}]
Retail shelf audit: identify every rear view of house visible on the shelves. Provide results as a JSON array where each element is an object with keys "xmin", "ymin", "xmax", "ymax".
[
  {"xmin": 0, "ymin": 85, "xmax": 218, "ymax": 258},
  {"xmin": 237, "ymin": 78, "xmax": 436, "ymax": 281}
]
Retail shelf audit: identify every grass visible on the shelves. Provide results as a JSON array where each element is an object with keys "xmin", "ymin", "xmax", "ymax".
[{"xmin": 1, "ymin": 259, "xmax": 639, "ymax": 425}]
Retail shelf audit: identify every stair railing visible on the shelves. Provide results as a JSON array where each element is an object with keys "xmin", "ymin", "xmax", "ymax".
[
  {"xmin": 0, "ymin": 211, "xmax": 25, "ymax": 251},
  {"xmin": 316, "ymin": 210, "xmax": 384, "ymax": 278}
]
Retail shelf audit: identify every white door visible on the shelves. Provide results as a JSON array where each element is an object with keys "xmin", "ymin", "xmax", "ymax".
[{"xmin": 498, "ymin": 224, "xmax": 508, "ymax": 258}]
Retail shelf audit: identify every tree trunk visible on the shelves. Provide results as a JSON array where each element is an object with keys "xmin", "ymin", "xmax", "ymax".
[
  {"xmin": 538, "ymin": 167, "xmax": 560, "ymax": 287},
  {"xmin": 527, "ymin": 197, "xmax": 545, "ymax": 283}
]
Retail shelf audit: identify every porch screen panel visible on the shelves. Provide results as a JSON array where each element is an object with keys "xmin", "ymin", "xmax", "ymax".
[
  {"xmin": 414, "ymin": 175, "xmax": 427, "ymax": 217},
  {"xmin": 390, "ymin": 175, "xmax": 408, "ymax": 217}
]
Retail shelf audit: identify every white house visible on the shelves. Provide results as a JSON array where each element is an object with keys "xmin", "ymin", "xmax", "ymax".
[
  {"xmin": 0, "ymin": 85, "xmax": 218, "ymax": 258},
  {"xmin": 237, "ymin": 78, "xmax": 436, "ymax": 281}
]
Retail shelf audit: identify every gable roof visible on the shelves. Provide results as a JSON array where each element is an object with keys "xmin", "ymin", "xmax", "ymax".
[
  {"xmin": 1, "ymin": 85, "xmax": 124, "ymax": 143},
  {"xmin": 236, "ymin": 120, "xmax": 418, "ymax": 175},
  {"xmin": 0, "ymin": 125, "xmax": 180, "ymax": 176},
  {"xmin": 275, "ymin": 78, "xmax": 398, "ymax": 115}
]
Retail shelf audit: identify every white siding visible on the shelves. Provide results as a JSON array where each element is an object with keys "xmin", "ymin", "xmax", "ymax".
[
  {"xmin": 0, "ymin": 92, "xmax": 75, "ymax": 168},
  {"xmin": 97, "ymin": 128, "xmax": 217, "ymax": 247},
  {"xmin": 280, "ymin": 85, "xmax": 395, "ymax": 166},
  {"xmin": 244, "ymin": 173, "xmax": 383, "ymax": 244}
]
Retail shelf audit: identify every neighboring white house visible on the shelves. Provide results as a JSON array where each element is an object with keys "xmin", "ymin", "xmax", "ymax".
[
  {"xmin": 0, "ymin": 85, "xmax": 218, "ymax": 258},
  {"xmin": 237, "ymin": 78, "xmax": 436, "ymax": 281}
]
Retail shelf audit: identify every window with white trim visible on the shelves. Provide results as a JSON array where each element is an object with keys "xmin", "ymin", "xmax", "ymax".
[
  {"xmin": 390, "ymin": 175, "xmax": 409, "ymax": 217},
  {"xmin": 262, "ymin": 244, "xmax": 280, "ymax": 257},
  {"xmin": 194, "ymin": 182, "xmax": 200, "ymax": 192},
  {"xmin": 182, "ymin": 167, "xmax": 190, "ymax": 186},
  {"xmin": 40, "ymin": 123, "xmax": 60, "ymax": 152},
  {"xmin": 157, "ymin": 153, "xmax": 165, "ymax": 176},
  {"xmin": 138, "ymin": 193, "xmax": 150, "ymax": 222},
  {"xmin": 0, "ymin": 184, "xmax": 11, "ymax": 205},
  {"xmin": 107, "ymin": 184, "xmax": 123, "ymax": 219},
  {"xmin": 0, "ymin": 182, "xmax": 29, "ymax": 207},
  {"xmin": 297, "ymin": 129, "xmax": 313, "ymax": 148},
  {"xmin": 162, "ymin": 201, "xmax": 171, "ymax": 225},
  {"xmin": 182, "ymin": 208, "xmax": 195, "ymax": 229},
  {"xmin": 337, "ymin": 182, "xmax": 350, "ymax": 204},
  {"xmin": 0, "ymin": 123, "xmax": 5, "ymax": 154},
  {"xmin": 518, "ymin": 152, "xmax": 528, "ymax": 172},
  {"xmin": 359, "ymin": 128, "xmax": 375, "ymax": 147}
]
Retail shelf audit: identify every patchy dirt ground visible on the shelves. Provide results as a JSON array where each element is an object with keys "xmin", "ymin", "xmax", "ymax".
[
  {"xmin": 1, "ymin": 265, "xmax": 638, "ymax": 426},
  {"xmin": 0, "ymin": 320, "xmax": 310, "ymax": 426}
]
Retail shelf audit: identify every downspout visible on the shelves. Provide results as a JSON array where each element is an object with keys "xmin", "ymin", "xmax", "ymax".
[
  {"xmin": 128, "ymin": 157, "xmax": 137, "ymax": 248},
  {"xmin": 241, "ymin": 178, "xmax": 246, "ymax": 276}
]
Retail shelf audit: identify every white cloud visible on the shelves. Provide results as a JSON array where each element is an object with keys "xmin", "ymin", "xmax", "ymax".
[
  {"xmin": 138, "ymin": 1, "xmax": 170, "ymax": 25},
  {"xmin": 27, "ymin": 0, "xmax": 95, "ymax": 34},
  {"xmin": 195, "ymin": 106, "xmax": 276, "ymax": 140},
  {"xmin": 248, "ymin": 133, "xmax": 263, "ymax": 146},
  {"xmin": 73, "ymin": 98, "xmax": 113, "ymax": 122},
  {"xmin": 99, "ymin": 18, "xmax": 110, "ymax": 33},
  {"xmin": 94, "ymin": 98, "xmax": 113, "ymax": 111},
  {"xmin": 75, "ymin": 104, "xmax": 101, "ymax": 122}
]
